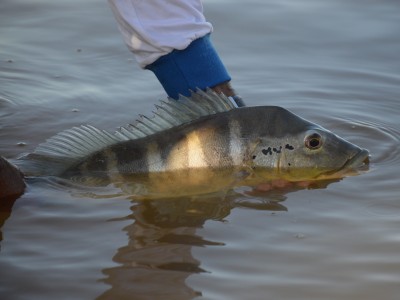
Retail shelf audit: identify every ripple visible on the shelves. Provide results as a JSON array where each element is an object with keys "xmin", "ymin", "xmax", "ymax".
[
  {"xmin": 364, "ymin": 201, "xmax": 400, "ymax": 217},
  {"xmin": 0, "ymin": 94, "xmax": 16, "ymax": 106},
  {"xmin": 329, "ymin": 117, "xmax": 400, "ymax": 166},
  {"xmin": 26, "ymin": 177, "xmax": 126, "ymax": 199}
]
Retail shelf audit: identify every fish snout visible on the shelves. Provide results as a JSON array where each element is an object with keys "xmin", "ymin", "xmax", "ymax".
[{"xmin": 344, "ymin": 148, "xmax": 370, "ymax": 169}]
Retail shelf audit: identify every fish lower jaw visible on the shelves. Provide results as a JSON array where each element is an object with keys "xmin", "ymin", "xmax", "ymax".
[
  {"xmin": 342, "ymin": 149, "xmax": 370, "ymax": 170},
  {"xmin": 316, "ymin": 149, "xmax": 370, "ymax": 180}
]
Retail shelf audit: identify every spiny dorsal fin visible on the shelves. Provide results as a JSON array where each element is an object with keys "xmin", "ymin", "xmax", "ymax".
[
  {"xmin": 17, "ymin": 89, "xmax": 237, "ymax": 176},
  {"xmin": 114, "ymin": 88, "xmax": 236, "ymax": 140}
]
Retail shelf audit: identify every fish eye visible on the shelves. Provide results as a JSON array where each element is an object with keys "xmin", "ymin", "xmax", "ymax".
[{"xmin": 305, "ymin": 133, "xmax": 323, "ymax": 150}]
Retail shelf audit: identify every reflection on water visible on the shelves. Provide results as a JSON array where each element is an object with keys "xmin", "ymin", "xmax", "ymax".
[
  {"xmin": 97, "ymin": 179, "xmax": 334, "ymax": 300},
  {"xmin": 98, "ymin": 196, "xmax": 228, "ymax": 300},
  {"xmin": 0, "ymin": 169, "xmax": 341, "ymax": 300}
]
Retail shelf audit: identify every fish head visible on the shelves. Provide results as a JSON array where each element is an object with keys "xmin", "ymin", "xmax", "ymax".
[
  {"xmin": 280, "ymin": 127, "xmax": 369, "ymax": 179},
  {"xmin": 250, "ymin": 108, "xmax": 369, "ymax": 180}
]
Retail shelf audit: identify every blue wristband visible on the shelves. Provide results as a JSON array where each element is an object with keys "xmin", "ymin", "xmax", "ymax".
[{"xmin": 146, "ymin": 34, "xmax": 231, "ymax": 99}]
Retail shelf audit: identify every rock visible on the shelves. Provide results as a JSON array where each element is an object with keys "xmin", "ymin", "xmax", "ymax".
[{"xmin": 0, "ymin": 156, "xmax": 25, "ymax": 200}]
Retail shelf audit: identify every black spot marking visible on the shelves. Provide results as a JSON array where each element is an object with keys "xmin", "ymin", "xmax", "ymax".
[
  {"xmin": 285, "ymin": 144, "xmax": 294, "ymax": 150},
  {"xmin": 262, "ymin": 147, "xmax": 272, "ymax": 155},
  {"xmin": 273, "ymin": 146, "xmax": 282, "ymax": 153},
  {"xmin": 288, "ymin": 163, "xmax": 291, "ymax": 166},
  {"xmin": 252, "ymin": 155, "xmax": 257, "ymax": 160}
]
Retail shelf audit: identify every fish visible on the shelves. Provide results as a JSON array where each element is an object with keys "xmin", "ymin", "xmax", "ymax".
[{"xmin": 16, "ymin": 89, "xmax": 369, "ymax": 197}]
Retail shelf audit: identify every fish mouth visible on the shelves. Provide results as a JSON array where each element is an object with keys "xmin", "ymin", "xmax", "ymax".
[
  {"xmin": 320, "ymin": 148, "xmax": 370, "ymax": 179},
  {"xmin": 342, "ymin": 148, "xmax": 370, "ymax": 170}
]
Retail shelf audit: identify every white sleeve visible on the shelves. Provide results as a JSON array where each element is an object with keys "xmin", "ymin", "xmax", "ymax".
[{"xmin": 108, "ymin": 0, "xmax": 213, "ymax": 68}]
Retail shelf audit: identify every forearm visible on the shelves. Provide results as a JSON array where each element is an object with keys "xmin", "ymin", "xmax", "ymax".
[
  {"xmin": 108, "ymin": 0, "xmax": 213, "ymax": 68},
  {"xmin": 108, "ymin": 0, "xmax": 243, "ymax": 104}
]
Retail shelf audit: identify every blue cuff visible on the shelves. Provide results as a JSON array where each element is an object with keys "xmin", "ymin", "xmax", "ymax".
[{"xmin": 146, "ymin": 34, "xmax": 231, "ymax": 99}]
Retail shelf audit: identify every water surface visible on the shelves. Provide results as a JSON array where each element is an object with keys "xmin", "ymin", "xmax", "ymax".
[{"xmin": 1, "ymin": 0, "xmax": 400, "ymax": 299}]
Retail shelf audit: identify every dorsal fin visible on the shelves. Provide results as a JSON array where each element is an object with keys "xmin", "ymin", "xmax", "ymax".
[{"xmin": 17, "ymin": 89, "xmax": 237, "ymax": 176}]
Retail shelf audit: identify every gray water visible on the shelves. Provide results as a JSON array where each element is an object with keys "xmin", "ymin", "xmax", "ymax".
[{"xmin": 1, "ymin": 0, "xmax": 400, "ymax": 299}]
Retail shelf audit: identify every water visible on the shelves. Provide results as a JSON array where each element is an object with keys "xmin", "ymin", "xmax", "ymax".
[{"xmin": 1, "ymin": 0, "xmax": 400, "ymax": 299}]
